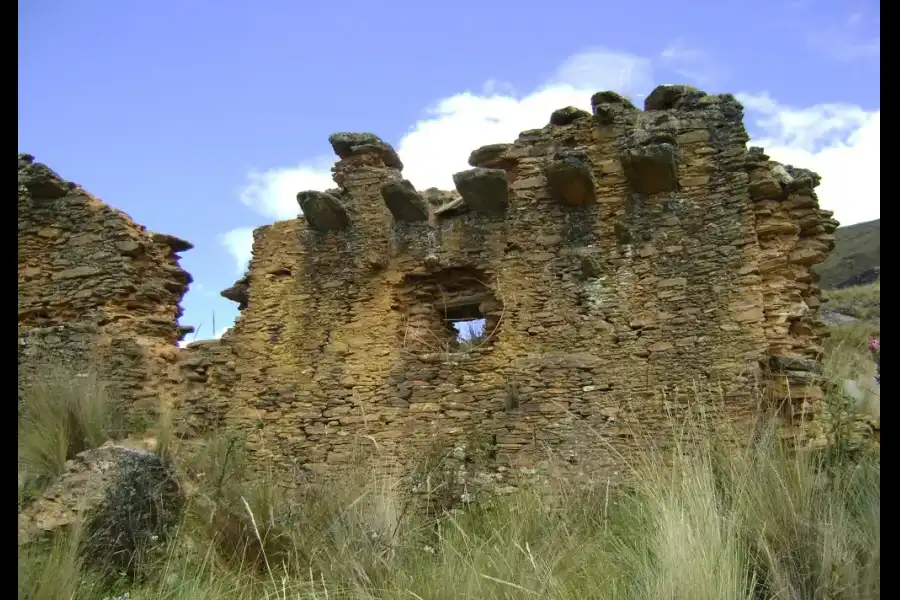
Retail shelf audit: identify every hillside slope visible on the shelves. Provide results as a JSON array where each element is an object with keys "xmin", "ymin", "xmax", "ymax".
[{"xmin": 815, "ymin": 219, "xmax": 880, "ymax": 289}]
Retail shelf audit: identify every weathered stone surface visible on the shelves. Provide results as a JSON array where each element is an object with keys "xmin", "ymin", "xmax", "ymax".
[
  {"xmin": 545, "ymin": 150, "xmax": 596, "ymax": 205},
  {"xmin": 591, "ymin": 91, "xmax": 639, "ymax": 125},
  {"xmin": 549, "ymin": 106, "xmax": 591, "ymax": 126},
  {"xmin": 18, "ymin": 157, "xmax": 191, "ymax": 421},
  {"xmin": 622, "ymin": 143, "xmax": 678, "ymax": 194},
  {"xmin": 297, "ymin": 190, "xmax": 350, "ymax": 231},
  {"xmin": 452, "ymin": 168, "xmax": 510, "ymax": 215},
  {"xmin": 221, "ymin": 274, "xmax": 250, "ymax": 310},
  {"xmin": 644, "ymin": 84, "xmax": 708, "ymax": 111},
  {"xmin": 18, "ymin": 83, "xmax": 844, "ymax": 490},
  {"xmin": 380, "ymin": 179, "xmax": 429, "ymax": 222},
  {"xmin": 328, "ymin": 132, "xmax": 403, "ymax": 170},
  {"xmin": 18, "ymin": 154, "xmax": 72, "ymax": 199},
  {"xmin": 468, "ymin": 143, "xmax": 513, "ymax": 168}
]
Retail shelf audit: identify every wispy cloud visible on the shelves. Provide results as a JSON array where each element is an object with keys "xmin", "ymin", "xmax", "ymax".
[
  {"xmin": 806, "ymin": 9, "xmax": 879, "ymax": 63},
  {"xmin": 219, "ymin": 227, "xmax": 256, "ymax": 275}
]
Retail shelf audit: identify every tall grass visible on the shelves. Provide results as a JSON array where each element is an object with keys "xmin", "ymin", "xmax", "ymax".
[
  {"xmin": 17, "ymin": 407, "xmax": 879, "ymax": 600},
  {"xmin": 18, "ymin": 310, "xmax": 880, "ymax": 599},
  {"xmin": 18, "ymin": 367, "xmax": 124, "ymax": 504}
]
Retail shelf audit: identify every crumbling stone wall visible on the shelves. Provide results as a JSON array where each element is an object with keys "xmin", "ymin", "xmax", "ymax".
[
  {"xmin": 18, "ymin": 154, "xmax": 191, "ymax": 420},
  {"xmin": 205, "ymin": 84, "xmax": 836, "ymax": 482},
  {"xmin": 17, "ymin": 84, "xmax": 839, "ymax": 487}
]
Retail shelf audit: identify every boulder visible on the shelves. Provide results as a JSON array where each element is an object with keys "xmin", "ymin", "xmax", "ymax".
[{"xmin": 19, "ymin": 442, "xmax": 184, "ymax": 580}]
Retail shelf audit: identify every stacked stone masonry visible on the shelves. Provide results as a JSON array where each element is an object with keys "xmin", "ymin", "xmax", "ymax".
[
  {"xmin": 17, "ymin": 84, "xmax": 840, "ymax": 484},
  {"xmin": 17, "ymin": 154, "xmax": 191, "ymax": 421}
]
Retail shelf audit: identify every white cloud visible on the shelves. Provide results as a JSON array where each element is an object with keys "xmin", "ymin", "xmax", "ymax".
[
  {"xmin": 220, "ymin": 48, "xmax": 655, "ymax": 270},
  {"xmin": 238, "ymin": 158, "xmax": 335, "ymax": 222},
  {"xmin": 220, "ymin": 48, "xmax": 879, "ymax": 271},
  {"xmin": 738, "ymin": 92, "xmax": 879, "ymax": 226},
  {"xmin": 220, "ymin": 227, "xmax": 255, "ymax": 275}
]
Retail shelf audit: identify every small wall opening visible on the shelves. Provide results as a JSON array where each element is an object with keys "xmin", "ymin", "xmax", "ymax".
[
  {"xmin": 396, "ymin": 266, "xmax": 502, "ymax": 354},
  {"xmin": 453, "ymin": 318, "xmax": 487, "ymax": 345}
]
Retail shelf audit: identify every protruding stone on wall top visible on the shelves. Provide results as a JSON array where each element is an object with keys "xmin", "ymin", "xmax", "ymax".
[
  {"xmin": 590, "ymin": 91, "xmax": 636, "ymax": 109},
  {"xmin": 545, "ymin": 150, "xmax": 596, "ymax": 206},
  {"xmin": 452, "ymin": 168, "xmax": 510, "ymax": 215},
  {"xmin": 468, "ymin": 143, "xmax": 513, "ymax": 169},
  {"xmin": 622, "ymin": 144, "xmax": 678, "ymax": 195},
  {"xmin": 151, "ymin": 233, "xmax": 194, "ymax": 253},
  {"xmin": 297, "ymin": 190, "xmax": 350, "ymax": 232},
  {"xmin": 643, "ymin": 84, "xmax": 707, "ymax": 111},
  {"xmin": 380, "ymin": 179, "xmax": 429, "ymax": 222},
  {"xmin": 590, "ymin": 91, "xmax": 638, "ymax": 125},
  {"xmin": 221, "ymin": 274, "xmax": 250, "ymax": 310},
  {"xmin": 18, "ymin": 155, "xmax": 73, "ymax": 199},
  {"xmin": 549, "ymin": 106, "xmax": 592, "ymax": 126},
  {"xmin": 327, "ymin": 132, "xmax": 404, "ymax": 170}
]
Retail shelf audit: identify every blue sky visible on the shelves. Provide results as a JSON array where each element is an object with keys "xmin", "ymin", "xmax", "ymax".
[{"xmin": 19, "ymin": 0, "xmax": 880, "ymax": 342}]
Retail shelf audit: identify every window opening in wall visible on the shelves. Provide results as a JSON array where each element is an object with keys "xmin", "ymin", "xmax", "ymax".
[
  {"xmin": 397, "ymin": 266, "xmax": 501, "ymax": 354},
  {"xmin": 436, "ymin": 292, "xmax": 496, "ymax": 350},
  {"xmin": 452, "ymin": 318, "xmax": 487, "ymax": 348}
]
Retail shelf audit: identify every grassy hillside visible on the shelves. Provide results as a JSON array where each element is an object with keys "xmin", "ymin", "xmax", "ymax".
[{"xmin": 815, "ymin": 219, "xmax": 880, "ymax": 289}]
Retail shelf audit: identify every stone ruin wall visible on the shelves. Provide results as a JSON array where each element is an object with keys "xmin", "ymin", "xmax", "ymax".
[
  {"xmin": 17, "ymin": 84, "xmax": 839, "ymax": 485},
  {"xmin": 17, "ymin": 154, "xmax": 193, "ymax": 424},
  {"xmin": 178, "ymin": 85, "xmax": 839, "ymax": 480}
]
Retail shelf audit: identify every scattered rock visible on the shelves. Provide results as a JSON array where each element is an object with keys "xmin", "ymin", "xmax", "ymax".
[
  {"xmin": 768, "ymin": 355, "xmax": 823, "ymax": 375},
  {"xmin": 643, "ymin": 84, "xmax": 708, "ymax": 111},
  {"xmin": 221, "ymin": 275, "xmax": 250, "ymax": 310},
  {"xmin": 328, "ymin": 132, "xmax": 403, "ymax": 170},
  {"xmin": 549, "ymin": 106, "xmax": 591, "ymax": 126},
  {"xmin": 468, "ymin": 143, "xmax": 513, "ymax": 168}
]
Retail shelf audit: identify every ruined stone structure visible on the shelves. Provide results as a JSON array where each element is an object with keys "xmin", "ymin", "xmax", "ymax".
[
  {"xmin": 18, "ymin": 84, "xmax": 840, "ymax": 485},
  {"xmin": 17, "ymin": 154, "xmax": 191, "ymax": 422}
]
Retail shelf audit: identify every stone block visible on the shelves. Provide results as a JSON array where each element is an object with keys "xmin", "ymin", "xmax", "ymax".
[
  {"xmin": 380, "ymin": 179, "xmax": 429, "ymax": 222},
  {"xmin": 297, "ymin": 190, "xmax": 350, "ymax": 232},
  {"xmin": 545, "ymin": 151, "xmax": 596, "ymax": 206},
  {"xmin": 452, "ymin": 168, "xmax": 509, "ymax": 215},
  {"xmin": 622, "ymin": 143, "xmax": 678, "ymax": 194}
]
